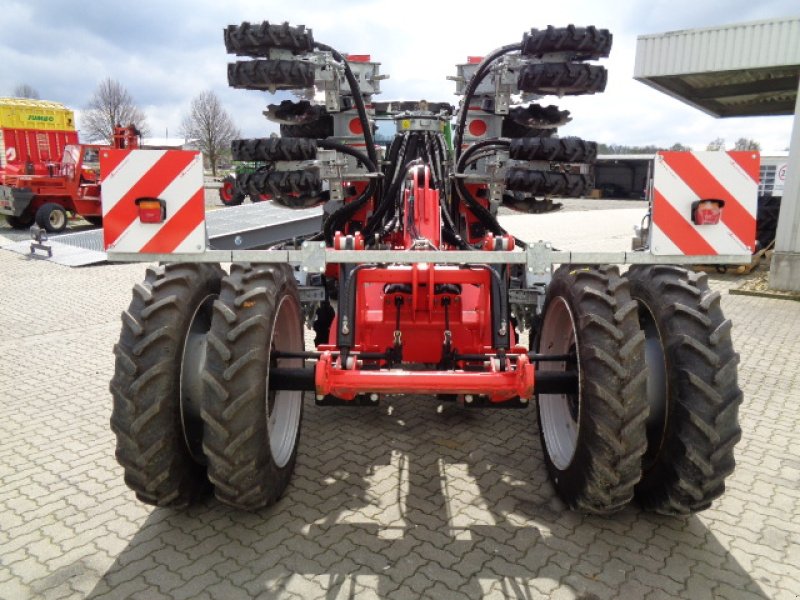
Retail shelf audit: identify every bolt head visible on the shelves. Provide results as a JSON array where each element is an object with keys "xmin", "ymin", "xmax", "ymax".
[
  {"xmin": 370, "ymin": 393, "xmax": 379, "ymax": 402},
  {"xmin": 465, "ymin": 395, "xmax": 474, "ymax": 404}
]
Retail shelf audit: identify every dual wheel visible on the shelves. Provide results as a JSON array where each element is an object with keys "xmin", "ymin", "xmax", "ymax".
[
  {"xmin": 5, "ymin": 203, "xmax": 69, "ymax": 233},
  {"xmin": 110, "ymin": 262, "xmax": 304, "ymax": 509},
  {"xmin": 535, "ymin": 265, "xmax": 742, "ymax": 515}
]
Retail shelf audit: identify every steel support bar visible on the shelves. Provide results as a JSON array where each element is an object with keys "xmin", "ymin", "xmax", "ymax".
[
  {"xmin": 271, "ymin": 364, "xmax": 577, "ymax": 396},
  {"xmin": 107, "ymin": 247, "xmax": 750, "ymax": 266},
  {"xmin": 314, "ymin": 352, "xmax": 536, "ymax": 401}
]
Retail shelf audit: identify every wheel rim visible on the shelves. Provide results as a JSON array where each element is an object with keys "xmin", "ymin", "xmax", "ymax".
[
  {"xmin": 538, "ymin": 296, "xmax": 581, "ymax": 471},
  {"xmin": 180, "ymin": 293, "xmax": 216, "ymax": 463},
  {"xmin": 266, "ymin": 294, "xmax": 303, "ymax": 468},
  {"xmin": 638, "ymin": 302, "xmax": 669, "ymax": 470},
  {"xmin": 221, "ymin": 181, "xmax": 233, "ymax": 202},
  {"xmin": 49, "ymin": 209, "xmax": 66, "ymax": 230}
]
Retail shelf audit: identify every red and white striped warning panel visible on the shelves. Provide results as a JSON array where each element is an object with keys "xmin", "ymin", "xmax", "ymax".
[
  {"xmin": 651, "ymin": 151, "xmax": 759, "ymax": 256},
  {"xmin": 100, "ymin": 149, "xmax": 206, "ymax": 253}
]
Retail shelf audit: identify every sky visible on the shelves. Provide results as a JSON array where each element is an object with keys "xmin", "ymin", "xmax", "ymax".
[{"xmin": 1, "ymin": 0, "xmax": 797, "ymax": 152}]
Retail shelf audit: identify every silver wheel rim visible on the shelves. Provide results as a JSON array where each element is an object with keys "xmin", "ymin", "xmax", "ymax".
[
  {"xmin": 49, "ymin": 209, "xmax": 66, "ymax": 230},
  {"xmin": 638, "ymin": 301, "xmax": 669, "ymax": 469},
  {"xmin": 266, "ymin": 294, "xmax": 303, "ymax": 469},
  {"xmin": 180, "ymin": 293, "xmax": 216, "ymax": 462},
  {"xmin": 539, "ymin": 296, "xmax": 581, "ymax": 471}
]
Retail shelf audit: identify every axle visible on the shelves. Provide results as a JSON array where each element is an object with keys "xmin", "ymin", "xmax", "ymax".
[{"xmin": 268, "ymin": 365, "xmax": 578, "ymax": 397}]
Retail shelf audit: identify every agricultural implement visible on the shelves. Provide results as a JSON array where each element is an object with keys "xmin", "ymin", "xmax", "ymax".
[
  {"xmin": 107, "ymin": 22, "xmax": 745, "ymax": 515},
  {"xmin": 0, "ymin": 125, "xmax": 140, "ymax": 232}
]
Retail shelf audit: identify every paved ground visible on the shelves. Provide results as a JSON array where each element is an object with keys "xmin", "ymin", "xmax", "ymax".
[{"xmin": 0, "ymin": 206, "xmax": 799, "ymax": 599}]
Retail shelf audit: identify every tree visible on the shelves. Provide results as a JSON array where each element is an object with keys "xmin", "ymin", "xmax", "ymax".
[
  {"xmin": 13, "ymin": 84, "xmax": 39, "ymax": 99},
  {"xmin": 181, "ymin": 90, "xmax": 240, "ymax": 177},
  {"xmin": 82, "ymin": 78, "xmax": 149, "ymax": 143},
  {"xmin": 669, "ymin": 142, "xmax": 690, "ymax": 151},
  {"xmin": 707, "ymin": 137, "xmax": 725, "ymax": 151},
  {"xmin": 734, "ymin": 137, "xmax": 760, "ymax": 151}
]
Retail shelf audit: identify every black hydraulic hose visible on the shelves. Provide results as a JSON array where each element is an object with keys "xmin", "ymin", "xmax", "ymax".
[
  {"xmin": 453, "ymin": 43, "xmax": 520, "ymax": 162},
  {"xmin": 365, "ymin": 137, "xmax": 420, "ymax": 238},
  {"xmin": 323, "ymin": 179, "xmax": 377, "ymax": 244},
  {"xmin": 456, "ymin": 138, "xmax": 510, "ymax": 172},
  {"xmin": 314, "ymin": 42, "xmax": 378, "ymax": 169},
  {"xmin": 317, "ymin": 139, "xmax": 377, "ymax": 172},
  {"xmin": 316, "ymin": 140, "xmax": 379, "ymax": 245}
]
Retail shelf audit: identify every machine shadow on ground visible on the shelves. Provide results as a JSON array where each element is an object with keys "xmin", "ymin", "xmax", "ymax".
[{"xmin": 87, "ymin": 393, "xmax": 768, "ymax": 599}]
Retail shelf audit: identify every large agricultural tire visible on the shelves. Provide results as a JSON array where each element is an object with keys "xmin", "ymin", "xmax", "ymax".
[
  {"xmin": 510, "ymin": 137, "xmax": 597, "ymax": 163},
  {"xmin": 625, "ymin": 265, "xmax": 742, "ymax": 515},
  {"xmin": 535, "ymin": 265, "xmax": 648, "ymax": 513},
  {"xmin": 231, "ymin": 137, "xmax": 317, "ymax": 162},
  {"xmin": 518, "ymin": 63, "xmax": 608, "ymax": 96},
  {"xmin": 237, "ymin": 168, "xmax": 322, "ymax": 208},
  {"xmin": 35, "ymin": 203, "xmax": 68, "ymax": 233},
  {"xmin": 224, "ymin": 21, "xmax": 314, "ymax": 56},
  {"xmin": 228, "ymin": 60, "xmax": 315, "ymax": 91},
  {"xmin": 280, "ymin": 115, "xmax": 334, "ymax": 139},
  {"xmin": 266, "ymin": 100, "xmax": 329, "ymax": 125},
  {"xmin": 110, "ymin": 263, "xmax": 225, "ymax": 507},
  {"xmin": 505, "ymin": 168, "xmax": 591, "ymax": 197},
  {"xmin": 219, "ymin": 175, "xmax": 245, "ymax": 207},
  {"xmin": 202, "ymin": 263, "xmax": 305, "ymax": 510},
  {"xmin": 5, "ymin": 213, "xmax": 35, "ymax": 229},
  {"xmin": 521, "ymin": 25, "xmax": 612, "ymax": 60}
]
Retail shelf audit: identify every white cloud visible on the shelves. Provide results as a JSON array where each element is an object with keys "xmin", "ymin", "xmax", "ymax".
[{"xmin": 1, "ymin": 0, "xmax": 796, "ymax": 150}]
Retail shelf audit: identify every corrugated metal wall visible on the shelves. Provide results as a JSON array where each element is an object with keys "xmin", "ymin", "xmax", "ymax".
[{"xmin": 635, "ymin": 18, "xmax": 800, "ymax": 77}]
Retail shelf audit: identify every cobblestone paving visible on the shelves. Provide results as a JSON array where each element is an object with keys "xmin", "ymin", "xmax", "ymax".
[{"xmin": 0, "ymin": 238, "xmax": 799, "ymax": 599}]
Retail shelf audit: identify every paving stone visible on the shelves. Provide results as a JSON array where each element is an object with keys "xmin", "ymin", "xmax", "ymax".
[{"xmin": 1, "ymin": 228, "xmax": 799, "ymax": 600}]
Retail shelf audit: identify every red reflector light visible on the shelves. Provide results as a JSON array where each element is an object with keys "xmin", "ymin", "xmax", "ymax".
[
  {"xmin": 136, "ymin": 197, "xmax": 166, "ymax": 223},
  {"xmin": 468, "ymin": 119, "xmax": 487, "ymax": 137},
  {"xmin": 346, "ymin": 54, "xmax": 371, "ymax": 62},
  {"xmin": 348, "ymin": 117, "xmax": 364, "ymax": 135},
  {"xmin": 691, "ymin": 199, "xmax": 724, "ymax": 225},
  {"xmin": 467, "ymin": 56, "xmax": 484, "ymax": 64}
]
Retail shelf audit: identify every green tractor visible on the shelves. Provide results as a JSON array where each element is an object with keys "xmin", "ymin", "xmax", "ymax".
[{"xmin": 218, "ymin": 161, "xmax": 269, "ymax": 206}]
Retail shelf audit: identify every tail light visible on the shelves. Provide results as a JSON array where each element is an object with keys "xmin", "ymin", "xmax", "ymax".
[
  {"xmin": 691, "ymin": 199, "xmax": 724, "ymax": 225},
  {"xmin": 135, "ymin": 197, "xmax": 166, "ymax": 223}
]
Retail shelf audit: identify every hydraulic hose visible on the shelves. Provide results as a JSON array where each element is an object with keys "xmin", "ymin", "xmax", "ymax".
[
  {"xmin": 453, "ymin": 43, "xmax": 521, "ymax": 162},
  {"xmin": 314, "ymin": 42, "xmax": 378, "ymax": 170}
]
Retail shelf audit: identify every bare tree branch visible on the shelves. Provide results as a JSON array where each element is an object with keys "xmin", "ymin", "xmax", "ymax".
[
  {"xmin": 12, "ymin": 84, "xmax": 40, "ymax": 99},
  {"xmin": 180, "ymin": 90, "xmax": 240, "ymax": 177},
  {"xmin": 81, "ymin": 78, "xmax": 149, "ymax": 143},
  {"xmin": 734, "ymin": 137, "xmax": 760, "ymax": 151}
]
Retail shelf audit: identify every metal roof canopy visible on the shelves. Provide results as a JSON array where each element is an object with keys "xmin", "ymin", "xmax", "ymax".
[
  {"xmin": 634, "ymin": 16, "xmax": 800, "ymax": 292},
  {"xmin": 634, "ymin": 17, "xmax": 800, "ymax": 117}
]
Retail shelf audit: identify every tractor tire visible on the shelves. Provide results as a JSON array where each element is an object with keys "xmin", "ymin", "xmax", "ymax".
[
  {"xmin": 5, "ymin": 213, "xmax": 35, "ymax": 229},
  {"xmin": 521, "ymin": 25, "xmax": 612, "ymax": 60},
  {"xmin": 517, "ymin": 63, "xmax": 608, "ymax": 96},
  {"xmin": 219, "ymin": 175, "xmax": 245, "ymax": 206},
  {"xmin": 535, "ymin": 265, "xmax": 648, "ymax": 513},
  {"xmin": 224, "ymin": 21, "xmax": 314, "ymax": 56},
  {"xmin": 35, "ymin": 203, "xmax": 68, "ymax": 233},
  {"xmin": 110, "ymin": 263, "xmax": 225, "ymax": 507},
  {"xmin": 505, "ymin": 168, "xmax": 591, "ymax": 197},
  {"xmin": 237, "ymin": 168, "xmax": 322, "ymax": 208},
  {"xmin": 228, "ymin": 59, "xmax": 315, "ymax": 91},
  {"xmin": 501, "ymin": 120, "xmax": 554, "ymax": 139},
  {"xmin": 266, "ymin": 100, "xmax": 329, "ymax": 125},
  {"xmin": 280, "ymin": 115, "xmax": 334, "ymax": 139},
  {"xmin": 510, "ymin": 137, "xmax": 597, "ymax": 163},
  {"xmin": 625, "ymin": 265, "xmax": 742, "ymax": 515},
  {"xmin": 202, "ymin": 263, "xmax": 305, "ymax": 510},
  {"xmin": 231, "ymin": 137, "xmax": 317, "ymax": 162}
]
